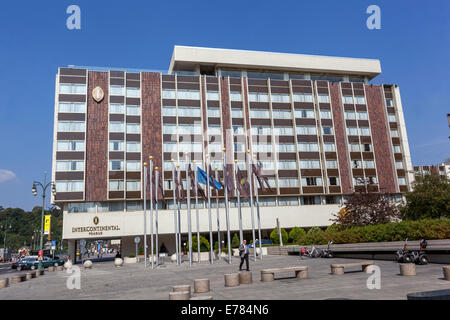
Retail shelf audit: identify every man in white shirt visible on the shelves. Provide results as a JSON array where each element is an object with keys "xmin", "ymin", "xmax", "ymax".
[{"xmin": 239, "ymin": 240, "xmax": 250, "ymax": 271}]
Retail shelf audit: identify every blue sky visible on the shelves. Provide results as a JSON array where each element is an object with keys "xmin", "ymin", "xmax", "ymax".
[{"xmin": 0, "ymin": 0, "xmax": 449, "ymax": 210}]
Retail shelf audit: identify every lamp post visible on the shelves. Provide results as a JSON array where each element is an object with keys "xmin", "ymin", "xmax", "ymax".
[
  {"xmin": 2, "ymin": 223, "xmax": 11, "ymax": 262},
  {"xmin": 32, "ymin": 171, "xmax": 56, "ymax": 271}
]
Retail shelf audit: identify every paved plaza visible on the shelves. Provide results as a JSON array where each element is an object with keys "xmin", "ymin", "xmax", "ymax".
[{"xmin": 0, "ymin": 256, "xmax": 449, "ymax": 300}]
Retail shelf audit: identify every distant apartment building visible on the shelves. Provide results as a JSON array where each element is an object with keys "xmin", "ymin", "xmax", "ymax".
[
  {"xmin": 51, "ymin": 46, "xmax": 414, "ymax": 256},
  {"xmin": 414, "ymin": 164, "xmax": 450, "ymax": 179}
]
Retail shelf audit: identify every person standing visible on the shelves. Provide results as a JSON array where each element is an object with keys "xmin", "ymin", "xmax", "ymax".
[{"xmin": 239, "ymin": 240, "xmax": 250, "ymax": 271}]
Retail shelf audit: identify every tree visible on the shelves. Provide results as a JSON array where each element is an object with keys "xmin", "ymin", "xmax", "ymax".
[
  {"xmin": 231, "ymin": 234, "xmax": 240, "ymax": 248},
  {"xmin": 401, "ymin": 175, "xmax": 450, "ymax": 220},
  {"xmin": 188, "ymin": 235, "xmax": 210, "ymax": 252},
  {"xmin": 270, "ymin": 228, "xmax": 288, "ymax": 244},
  {"xmin": 288, "ymin": 227, "xmax": 306, "ymax": 243},
  {"xmin": 332, "ymin": 192, "xmax": 401, "ymax": 227}
]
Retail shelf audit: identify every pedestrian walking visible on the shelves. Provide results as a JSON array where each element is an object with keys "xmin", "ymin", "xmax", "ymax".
[{"xmin": 239, "ymin": 240, "xmax": 250, "ymax": 271}]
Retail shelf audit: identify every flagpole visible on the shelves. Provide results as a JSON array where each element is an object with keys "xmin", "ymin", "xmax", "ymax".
[
  {"xmin": 252, "ymin": 154, "xmax": 263, "ymax": 260},
  {"xmin": 193, "ymin": 160, "xmax": 200, "ymax": 263},
  {"xmin": 143, "ymin": 162, "xmax": 148, "ymax": 269},
  {"xmin": 154, "ymin": 167, "xmax": 159, "ymax": 266},
  {"xmin": 149, "ymin": 156, "xmax": 155, "ymax": 268},
  {"xmin": 223, "ymin": 148, "xmax": 232, "ymax": 264},
  {"xmin": 234, "ymin": 159, "xmax": 244, "ymax": 244},
  {"xmin": 171, "ymin": 159, "xmax": 179, "ymax": 266},
  {"xmin": 246, "ymin": 150, "xmax": 257, "ymax": 262},
  {"xmin": 185, "ymin": 152, "xmax": 192, "ymax": 267},
  {"xmin": 214, "ymin": 168, "xmax": 221, "ymax": 259},
  {"xmin": 205, "ymin": 154, "xmax": 213, "ymax": 264},
  {"xmin": 176, "ymin": 164, "xmax": 182, "ymax": 265}
]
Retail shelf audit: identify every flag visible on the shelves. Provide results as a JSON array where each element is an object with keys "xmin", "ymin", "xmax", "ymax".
[
  {"xmin": 189, "ymin": 164, "xmax": 207, "ymax": 200},
  {"xmin": 252, "ymin": 162, "xmax": 273, "ymax": 192},
  {"xmin": 197, "ymin": 167, "xmax": 223, "ymax": 190},
  {"xmin": 223, "ymin": 164, "xmax": 235, "ymax": 194},
  {"xmin": 208, "ymin": 164, "xmax": 223, "ymax": 190},
  {"xmin": 236, "ymin": 167, "xmax": 250, "ymax": 198},
  {"xmin": 151, "ymin": 170, "xmax": 166, "ymax": 204},
  {"xmin": 174, "ymin": 170, "xmax": 186, "ymax": 202}
]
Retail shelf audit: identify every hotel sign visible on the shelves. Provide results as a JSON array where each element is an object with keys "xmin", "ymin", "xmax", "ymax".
[
  {"xmin": 92, "ymin": 86, "xmax": 104, "ymax": 103},
  {"xmin": 71, "ymin": 217, "xmax": 120, "ymax": 236}
]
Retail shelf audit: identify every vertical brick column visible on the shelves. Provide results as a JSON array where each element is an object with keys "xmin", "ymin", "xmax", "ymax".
[{"xmin": 85, "ymin": 71, "xmax": 108, "ymax": 201}]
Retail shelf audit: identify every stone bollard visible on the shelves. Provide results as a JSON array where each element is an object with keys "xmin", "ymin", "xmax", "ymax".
[
  {"xmin": 239, "ymin": 271, "xmax": 252, "ymax": 284},
  {"xmin": 169, "ymin": 291, "xmax": 190, "ymax": 300},
  {"xmin": 11, "ymin": 275, "xmax": 24, "ymax": 284},
  {"xmin": 400, "ymin": 263, "xmax": 416, "ymax": 276},
  {"xmin": 30, "ymin": 271, "xmax": 36, "ymax": 278},
  {"xmin": 190, "ymin": 296, "xmax": 213, "ymax": 300},
  {"xmin": 35, "ymin": 269, "xmax": 45, "ymax": 277},
  {"xmin": 0, "ymin": 278, "xmax": 9, "ymax": 288},
  {"xmin": 224, "ymin": 273, "xmax": 240, "ymax": 287},
  {"xmin": 56, "ymin": 266, "xmax": 64, "ymax": 271},
  {"xmin": 25, "ymin": 272, "xmax": 33, "ymax": 280},
  {"xmin": 114, "ymin": 258, "xmax": 124, "ymax": 267},
  {"xmin": 48, "ymin": 266, "xmax": 55, "ymax": 272},
  {"xmin": 173, "ymin": 285, "xmax": 192, "ymax": 296},
  {"xmin": 443, "ymin": 266, "xmax": 450, "ymax": 281},
  {"xmin": 83, "ymin": 260, "xmax": 93, "ymax": 269},
  {"xmin": 194, "ymin": 279, "xmax": 210, "ymax": 293}
]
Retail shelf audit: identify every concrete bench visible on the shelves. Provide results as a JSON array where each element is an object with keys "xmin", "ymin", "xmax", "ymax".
[
  {"xmin": 330, "ymin": 261, "xmax": 374, "ymax": 275},
  {"xmin": 261, "ymin": 266, "xmax": 308, "ymax": 282},
  {"xmin": 169, "ymin": 291, "xmax": 190, "ymax": 300},
  {"xmin": 173, "ymin": 285, "xmax": 191, "ymax": 296},
  {"xmin": 11, "ymin": 274, "xmax": 27, "ymax": 284},
  {"xmin": 0, "ymin": 278, "xmax": 9, "ymax": 288},
  {"xmin": 443, "ymin": 266, "xmax": 450, "ymax": 281}
]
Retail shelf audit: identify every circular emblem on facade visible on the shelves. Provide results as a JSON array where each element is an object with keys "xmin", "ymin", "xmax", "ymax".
[
  {"xmin": 93, "ymin": 216, "xmax": 99, "ymax": 225},
  {"xmin": 92, "ymin": 86, "xmax": 104, "ymax": 103}
]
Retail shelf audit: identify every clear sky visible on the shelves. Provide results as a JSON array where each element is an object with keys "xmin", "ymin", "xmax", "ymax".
[{"xmin": 0, "ymin": 0, "xmax": 449, "ymax": 210}]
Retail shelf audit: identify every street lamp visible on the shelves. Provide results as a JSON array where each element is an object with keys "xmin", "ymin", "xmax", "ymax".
[
  {"xmin": 31, "ymin": 171, "xmax": 56, "ymax": 270},
  {"xmin": 2, "ymin": 224, "xmax": 11, "ymax": 262}
]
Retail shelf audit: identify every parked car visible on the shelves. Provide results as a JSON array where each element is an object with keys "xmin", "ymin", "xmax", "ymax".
[
  {"xmin": 23, "ymin": 256, "xmax": 65, "ymax": 270},
  {"xmin": 12, "ymin": 256, "xmax": 38, "ymax": 270}
]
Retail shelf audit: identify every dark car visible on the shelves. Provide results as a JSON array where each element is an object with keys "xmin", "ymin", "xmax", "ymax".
[
  {"xmin": 12, "ymin": 256, "xmax": 38, "ymax": 271},
  {"xmin": 19, "ymin": 256, "xmax": 64, "ymax": 270}
]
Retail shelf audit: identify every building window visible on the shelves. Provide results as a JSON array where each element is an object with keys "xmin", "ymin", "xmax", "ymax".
[
  {"xmin": 109, "ymin": 202, "xmax": 124, "ymax": 211},
  {"xmin": 276, "ymin": 143, "xmax": 295, "ymax": 153},
  {"xmin": 391, "ymin": 129, "xmax": 399, "ymax": 137},
  {"xmin": 272, "ymin": 109, "xmax": 292, "ymax": 119},
  {"xmin": 293, "ymin": 93, "xmax": 313, "ymax": 103},
  {"xmin": 273, "ymin": 126, "xmax": 293, "ymax": 136},
  {"xmin": 110, "ymin": 104, "xmax": 125, "ymax": 114},
  {"xmin": 398, "ymin": 177, "xmax": 406, "ymax": 185},
  {"xmin": 56, "ymin": 161, "xmax": 84, "ymax": 171},
  {"xmin": 207, "ymin": 91, "xmax": 220, "ymax": 101},
  {"xmin": 126, "ymin": 123, "xmax": 141, "ymax": 134},
  {"xmin": 232, "ymin": 125, "xmax": 245, "ymax": 135},
  {"xmin": 126, "ymin": 201, "xmax": 143, "ymax": 211},
  {"xmin": 230, "ymin": 92, "xmax": 242, "ymax": 101},
  {"xmin": 328, "ymin": 177, "xmax": 340, "ymax": 186},
  {"xmin": 277, "ymin": 160, "xmax": 297, "ymax": 170},
  {"xmin": 352, "ymin": 160, "xmax": 362, "ymax": 168},
  {"xmin": 302, "ymin": 177, "xmax": 323, "ymax": 186},
  {"xmin": 251, "ymin": 126, "xmax": 271, "ymax": 135},
  {"xmin": 209, "ymin": 143, "xmax": 222, "ymax": 153},
  {"xmin": 342, "ymin": 96, "xmax": 354, "ymax": 104},
  {"xmin": 254, "ymin": 143, "xmax": 272, "ymax": 153},
  {"xmin": 344, "ymin": 111, "xmax": 356, "ymax": 119},
  {"xmin": 126, "ymin": 87, "xmax": 140, "ymax": 98},
  {"xmin": 386, "ymin": 99, "xmax": 393, "ymax": 107},
  {"xmin": 396, "ymin": 161, "xmax": 404, "ymax": 169},
  {"xmin": 388, "ymin": 114, "xmax": 396, "ymax": 122},
  {"xmin": 322, "ymin": 126, "xmax": 334, "ymax": 135},
  {"xmin": 178, "ymin": 107, "xmax": 201, "ymax": 117},
  {"xmin": 126, "ymin": 180, "xmax": 141, "ymax": 191},
  {"xmin": 301, "ymin": 196, "xmax": 321, "ymax": 205},
  {"xmin": 207, "ymin": 107, "xmax": 220, "ymax": 117},
  {"xmin": 126, "ymin": 105, "xmax": 140, "ymax": 115},
  {"xmin": 250, "ymin": 109, "xmax": 270, "ymax": 118},
  {"xmin": 300, "ymin": 160, "xmax": 321, "ymax": 169},
  {"xmin": 320, "ymin": 110, "xmax": 332, "ymax": 119},
  {"xmin": 58, "ymin": 121, "xmax": 85, "ymax": 132},
  {"xmin": 163, "ymin": 124, "xmax": 176, "ymax": 134},
  {"xmin": 163, "ymin": 142, "xmax": 177, "ymax": 153},
  {"xmin": 177, "ymin": 90, "xmax": 200, "ymax": 100},
  {"xmin": 271, "ymin": 94, "xmax": 290, "ymax": 103},
  {"xmin": 349, "ymin": 143, "xmax": 360, "ymax": 152},
  {"xmin": 110, "ymin": 85, "xmax": 125, "ymax": 96},
  {"xmin": 325, "ymin": 196, "xmax": 341, "ymax": 204},
  {"xmin": 57, "ymin": 140, "xmax": 85, "ymax": 151},
  {"xmin": 278, "ymin": 197, "xmax": 299, "ymax": 206},
  {"xmin": 346, "ymin": 127, "xmax": 358, "ymax": 136},
  {"xmin": 326, "ymin": 160, "xmax": 338, "ymax": 169},
  {"xmin": 126, "ymin": 161, "xmax": 141, "ymax": 171},
  {"xmin": 248, "ymin": 92, "xmax": 269, "ymax": 102},
  {"xmin": 68, "ymin": 202, "xmax": 95, "ymax": 213},
  {"xmin": 55, "ymin": 180, "xmax": 84, "ymax": 192},
  {"xmin": 162, "ymin": 89, "xmax": 176, "ymax": 99},
  {"xmin": 295, "ymin": 109, "xmax": 315, "ymax": 119},
  {"xmin": 393, "ymin": 145, "xmax": 401, "ymax": 153},
  {"xmin": 364, "ymin": 160, "xmax": 375, "ymax": 169},
  {"xmin": 357, "ymin": 111, "xmax": 368, "ymax": 120},
  {"xmin": 233, "ymin": 142, "xmax": 245, "ymax": 153},
  {"xmin": 179, "ymin": 142, "xmax": 202, "ymax": 153},
  {"xmin": 109, "ymin": 122, "xmax": 124, "ymax": 132},
  {"xmin": 323, "ymin": 143, "xmax": 336, "ymax": 152},
  {"xmin": 207, "ymin": 125, "xmax": 221, "ymax": 135},
  {"xmin": 60, "ymin": 84, "xmax": 86, "ymax": 94},
  {"xmin": 298, "ymin": 142, "xmax": 319, "ymax": 152},
  {"xmin": 318, "ymin": 94, "xmax": 330, "ymax": 103},
  {"xmin": 363, "ymin": 143, "xmax": 372, "ymax": 152},
  {"xmin": 355, "ymin": 96, "xmax": 366, "ymax": 104},
  {"xmin": 231, "ymin": 108, "xmax": 243, "ymax": 118},
  {"xmin": 109, "ymin": 160, "xmax": 124, "ymax": 171},
  {"xmin": 296, "ymin": 126, "xmax": 317, "ymax": 135},
  {"xmin": 162, "ymin": 106, "xmax": 176, "ymax": 116},
  {"xmin": 59, "ymin": 102, "xmax": 86, "ymax": 113},
  {"xmin": 109, "ymin": 141, "xmax": 124, "ymax": 151},
  {"xmin": 359, "ymin": 127, "xmax": 370, "ymax": 136},
  {"xmin": 126, "ymin": 142, "xmax": 141, "ymax": 152},
  {"xmin": 109, "ymin": 180, "xmax": 124, "ymax": 191},
  {"xmin": 278, "ymin": 178, "xmax": 299, "ymax": 187}
]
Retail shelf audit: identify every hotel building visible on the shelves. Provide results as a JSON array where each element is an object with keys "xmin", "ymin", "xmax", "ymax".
[{"xmin": 51, "ymin": 46, "xmax": 414, "ymax": 257}]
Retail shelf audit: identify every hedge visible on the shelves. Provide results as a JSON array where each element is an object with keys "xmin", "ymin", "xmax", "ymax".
[
  {"xmin": 296, "ymin": 219, "xmax": 450, "ymax": 245},
  {"xmin": 187, "ymin": 235, "xmax": 210, "ymax": 252},
  {"xmin": 270, "ymin": 228, "xmax": 288, "ymax": 244}
]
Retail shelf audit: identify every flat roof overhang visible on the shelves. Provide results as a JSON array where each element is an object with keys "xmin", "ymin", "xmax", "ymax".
[{"xmin": 169, "ymin": 46, "xmax": 382, "ymax": 79}]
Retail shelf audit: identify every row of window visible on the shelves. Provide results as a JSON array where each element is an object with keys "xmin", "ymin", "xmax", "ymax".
[
  {"xmin": 342, "ymin": 96, "xmax": 366, "ymax": 104},
  {"xmin": 110, "ymin": 86, "xmax": 140, "ymax": 98},
  {"xmin": 109, "ymin": 104, "xmax": 141, "ymax": 115},
  {"xmin": 109, "ymin": 122, "xmax": 141, "ymax": 133},
  {"xmin": 108, "ymin": 160, "xmax": 142, "ymax": 171}
]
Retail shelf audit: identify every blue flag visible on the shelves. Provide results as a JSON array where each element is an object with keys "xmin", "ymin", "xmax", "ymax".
[{"xmin": 197, "ymin": 167, "xmax": 223, "ymax": 190}]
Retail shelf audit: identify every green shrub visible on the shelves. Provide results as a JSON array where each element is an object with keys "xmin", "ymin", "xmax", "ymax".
[
  {"xmin": 289, "ymin": 227, "xmax": 306, "ymax": 243},
  {"xmin": 303, "ymin": 227, "xmax": 327, "ymax": 245},
  {"xmin": 129, "ymin": 254, "xmax": 135, "ymax": 258},
  {"xmin": 270, "ymin": 228, "xmax": 288, "ymax": 245},
  {"xmin": 231, "ymin": 234, "xmax": 240, "ymax": 248},
  {"xmin": 138, "ymin": 247, "xmax": 144, "ymax": 255},
  {"xmin": 187, "ymin": 235, "xmax": 210, "ymax": 252}
]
